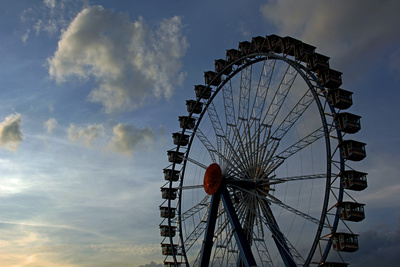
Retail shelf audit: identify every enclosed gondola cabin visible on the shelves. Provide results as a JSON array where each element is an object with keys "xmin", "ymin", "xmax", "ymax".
[
  {"xmin": 163, "ymin": 168, "xmax": 180, "ymax": 182},
  {"xmin": 294, "ymin": 42, "xmax": 316, "ymax": 62},
  {"xmin": 251, "ymin": 36, "xmax": 269, "ymax": 53},
  {"xmin": 172, "ymin": 132, "xmax": 189, "ymax": 146},
  {"xmin": 318, "ymin": 69, "xmax": 343, "ymax": 89},
  {"xmin": 186, "ymin": 100, "xmax": 203, "ymax": 114},
  {"xmin": 226, "ymin": 48, "xmax": 242, "ymax": 65},
  {"xmin": 238, "ymin": 41, "xmax": 252, "ymax": 55},
  {"xmin": 204, "ymin": 71, "xmax": 221, "ymax": 86},
  {"xmin": 340, "ymin": 170, "xmax": 368, "ymax": 191},
  {"xmin": 339, "ymin": 140, "xmax": 366, "ymax": 161},
  {"xmin": 308, "ymin": 53, "xmax": 330, "ymax": 72},
  {"xmin": 161, "ymin": 187, "xmax": 178, "ymax": 200},
  {"xmin": 160, "ymin": 206, "xmax": 176, "ymax": 218},
  {"xmin": 194, "ymin": 85, "xmax": 212, "ymax": 100},
  {"xmin": 161, "ymin": 244, "xmax": 178, "ymax": 255},
  {"xmin": 179, "ymin": 116, "xmax": 196, "ymax": 129},
  {"xmin": 318, "ymin": 262, "xmax": 348, "ymax": 267},
  {"xmin": 336, "ymin": 201, "xmax": 365, "ymax": 222},
  {"xmin": 330, "ymin": 233, "xmax": 359, "ymax": 252},
  {"xmin": 215, "ymin": 59, "xmax": 232, "ymax": 75},
  {"xmin": 282, "ymin": 36, "xmax": 301, "ymax": 56},
  {"xmin": 266, "ymin": 34, "xmax": 283, "ymax": 53},
  {"xmin": 335, "ymin": 112, "xmax": 361, "ymax": 134},
  {"xmin": 167, "ymin": 150, "xmax": 184, "ymax": 164},
  {"xmin": 327, "ymin": 88, "xmax": 353, "ymax": 110},
  {"xmin": 160, "ymin": 225, "xmax": 177, "ymax": 237}
]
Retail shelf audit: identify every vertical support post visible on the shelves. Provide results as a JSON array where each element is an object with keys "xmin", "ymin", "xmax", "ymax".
[
  {"xmin": 199, "ymin": 191, "xmax": 221, "ymax": 266},
  {"xmin": 220, "ymin": 187, "xmax": 258, "ymax": 267},
  {"xmin": 261, "ymin": 199, "xmax": 297, "ymax": 267}
]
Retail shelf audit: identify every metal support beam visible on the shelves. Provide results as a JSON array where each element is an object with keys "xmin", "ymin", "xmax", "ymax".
[
  {"xmin": 199, "ymin": 192, "xmax": 221, "ymax": 266},
  {"xmin": 261, "ymin": 199, "xmax": 297, "ymax": 267},
  {"xmin": 221, "ymin": 187, "xmax": 258, "ymax": 267}
]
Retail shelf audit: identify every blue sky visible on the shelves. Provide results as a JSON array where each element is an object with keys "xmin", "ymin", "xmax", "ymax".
[{"xmin": 1, "ymin": 0, "xmax": 400, "ymax": 266}]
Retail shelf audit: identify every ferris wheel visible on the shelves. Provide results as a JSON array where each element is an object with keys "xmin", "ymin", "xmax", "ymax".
[{"xmin": 160, "ymin": 35, "xmax": 367, "ymax": 267}]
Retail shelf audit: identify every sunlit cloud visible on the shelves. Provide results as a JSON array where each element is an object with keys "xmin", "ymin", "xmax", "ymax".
[
  {"xmin": 44, "ymin": 118, "xmax": 58, "ymax": 134},
  {"xmin": 0, "ymin": 113, "xmax": 23, "ymax": 152},
  {"xmin": 68, "ymin": 123, "xmax": 104, "ymax": 147},
  {"xmin": 108, "ymin": 123, "xmax": 155, "ymax": 157},
  {"xmin": 48, "ymin": 5, "xmax": 188, "ymax": 113}
]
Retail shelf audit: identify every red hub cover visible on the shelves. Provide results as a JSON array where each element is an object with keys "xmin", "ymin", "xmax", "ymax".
[{"xmin": 203, "ymin": 163, "xmax": 222, "ymax": 195}]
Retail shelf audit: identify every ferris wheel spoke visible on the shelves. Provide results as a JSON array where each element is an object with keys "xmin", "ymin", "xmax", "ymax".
[
  {"xmin": 178, "ymin": 184, "xmax": 204, "ymax": 190},
  {"xmin": 183, "ymin": 207, "xmax": 209, "ymax": 251},
  {"xmin": 185, "ymin": 156, "xmax": 208, "ymax": 169},
  {"xmin": 250, "ymin": 60, "xmax": 276, "ymax": 125},
  {"xmin": 195, "ymin": 128, "xmax": 242, "ymax": 174},
  {"xmin": 263, "ymin": 190, "xmax": 328, "ymax": 227},
  {"xmin": 251, "ymin": 205, "xmax": 275, "ymax": 267},
  {"xmin": 221, "ymin": 81, "xmax": 237, "ymax": 157},
  {"xmin": 255, "ymin": 86, "xmax": 316, "ymax": 171},
  {"xmin": 225, "ymin": 65, "xmax": 254, "ymax": 171},
  {"xmin": 233, "ymin": 126, "xmax": 325, "ymax": 179},
  {"xmin": 207, "ymin": 101, "xmax": 248, "ymax": 170},
  {"xmin": 229, "ymin": 184, "xmax": 324, "ymax": 227},
  {"xmin": 258, "ymin": 173, "xmax": 328, "ymax": 186},
  {"xmin": 265, "ymin": 126, "xmax": 326, "ymax": 176},
  {"xmin": 173, "ymin": 195, "xmax": 210, "ymax": 223},
  {"xmin": 194, "ymin": 128, "xmax": 218, "ymax": 163},
  {"xmin": 270, "ymin": 85, "xmax": 315, "ymax": 140},
  {"xmin": 261, "ymin": 64, "xmax": 299, "ymax": 135}
]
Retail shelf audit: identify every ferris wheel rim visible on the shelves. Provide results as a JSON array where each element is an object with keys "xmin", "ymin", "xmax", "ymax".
[{"xmin": 160, "ymin": 36, "xmax": 365, "ymax": 266}]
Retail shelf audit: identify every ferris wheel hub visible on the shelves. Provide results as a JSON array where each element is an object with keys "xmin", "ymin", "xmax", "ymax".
[{"xmin": 203, "ymin": 163, "xmax": 222, "ymax": 195}]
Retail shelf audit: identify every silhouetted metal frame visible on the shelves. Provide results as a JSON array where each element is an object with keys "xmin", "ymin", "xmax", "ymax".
[{"xmin": 167, "ymin": 51, "xmax": 343, "ymax": 266}]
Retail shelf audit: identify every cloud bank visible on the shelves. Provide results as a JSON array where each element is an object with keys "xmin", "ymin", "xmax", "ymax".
[
  {"xmin": 48, "ymin": 5, "xmax": 188, "ymax": 113},
  {"xmin": 0, "ymin": 114, "xmax": 23, "ymax": 151}
]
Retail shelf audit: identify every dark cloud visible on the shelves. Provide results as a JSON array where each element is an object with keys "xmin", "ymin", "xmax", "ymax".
[
  {"xmin": 260, "ymin": 0, "xmax": 400, "ymax": 73},
  {"xmin": 345, "ymin": 218, "xmax": 400, "ymax": 266}
]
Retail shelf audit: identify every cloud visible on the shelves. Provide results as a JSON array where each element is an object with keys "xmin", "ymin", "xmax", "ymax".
[
  {"xmin": 0, "ymin": 114, "xmax": 23, "ymax": 152},
  {"xmin": 20, "ymin": 0, "xmax": 88, "ymax": 41},
  {"xmin": 44, "ymin": 118, "xmax": 58, "ymax": 134},
  {"xmin": 68, "ymin": 123, "xmax": 104, "ymax": 147},
  {"xmin": 48, "ymin": 5, "xmax": 188, "ymax": 113},
  {"xmin": 44, "ymin": 0, "xmax": 56, "ymax": 9},
  {"xmin": 108, "ymin": 123, "xmax": 154, "ymax": 156},
  {"xmin": 260, "ymin": 0, "xmax": 400, "ymax": 71}
]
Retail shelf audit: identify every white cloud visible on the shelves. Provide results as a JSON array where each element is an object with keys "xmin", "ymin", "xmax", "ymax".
[
  {"xmin": 48, "ymin": 6, "xmax": 188, "ymax": 113},
  {"xmin": 68, "ymin": 123, "xmax": 104, "ymax": 147},
  {"xmin": 44, "ymin": 0, "xmax": 56, "ymax": 9},
  {"xmin": 260, "ymin": 0, "xmax": 400, "ymax": 70},
  {"xmin": 0, "ymin": 114, "xmax": 23, "ymax": 152},
  {"xmin": 44, "ymin": 118, "xmax": 58, "ymax": 134},
  {"xmin": 108, "ymin": 123, "xmax": 155, "ymax": 156}
]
